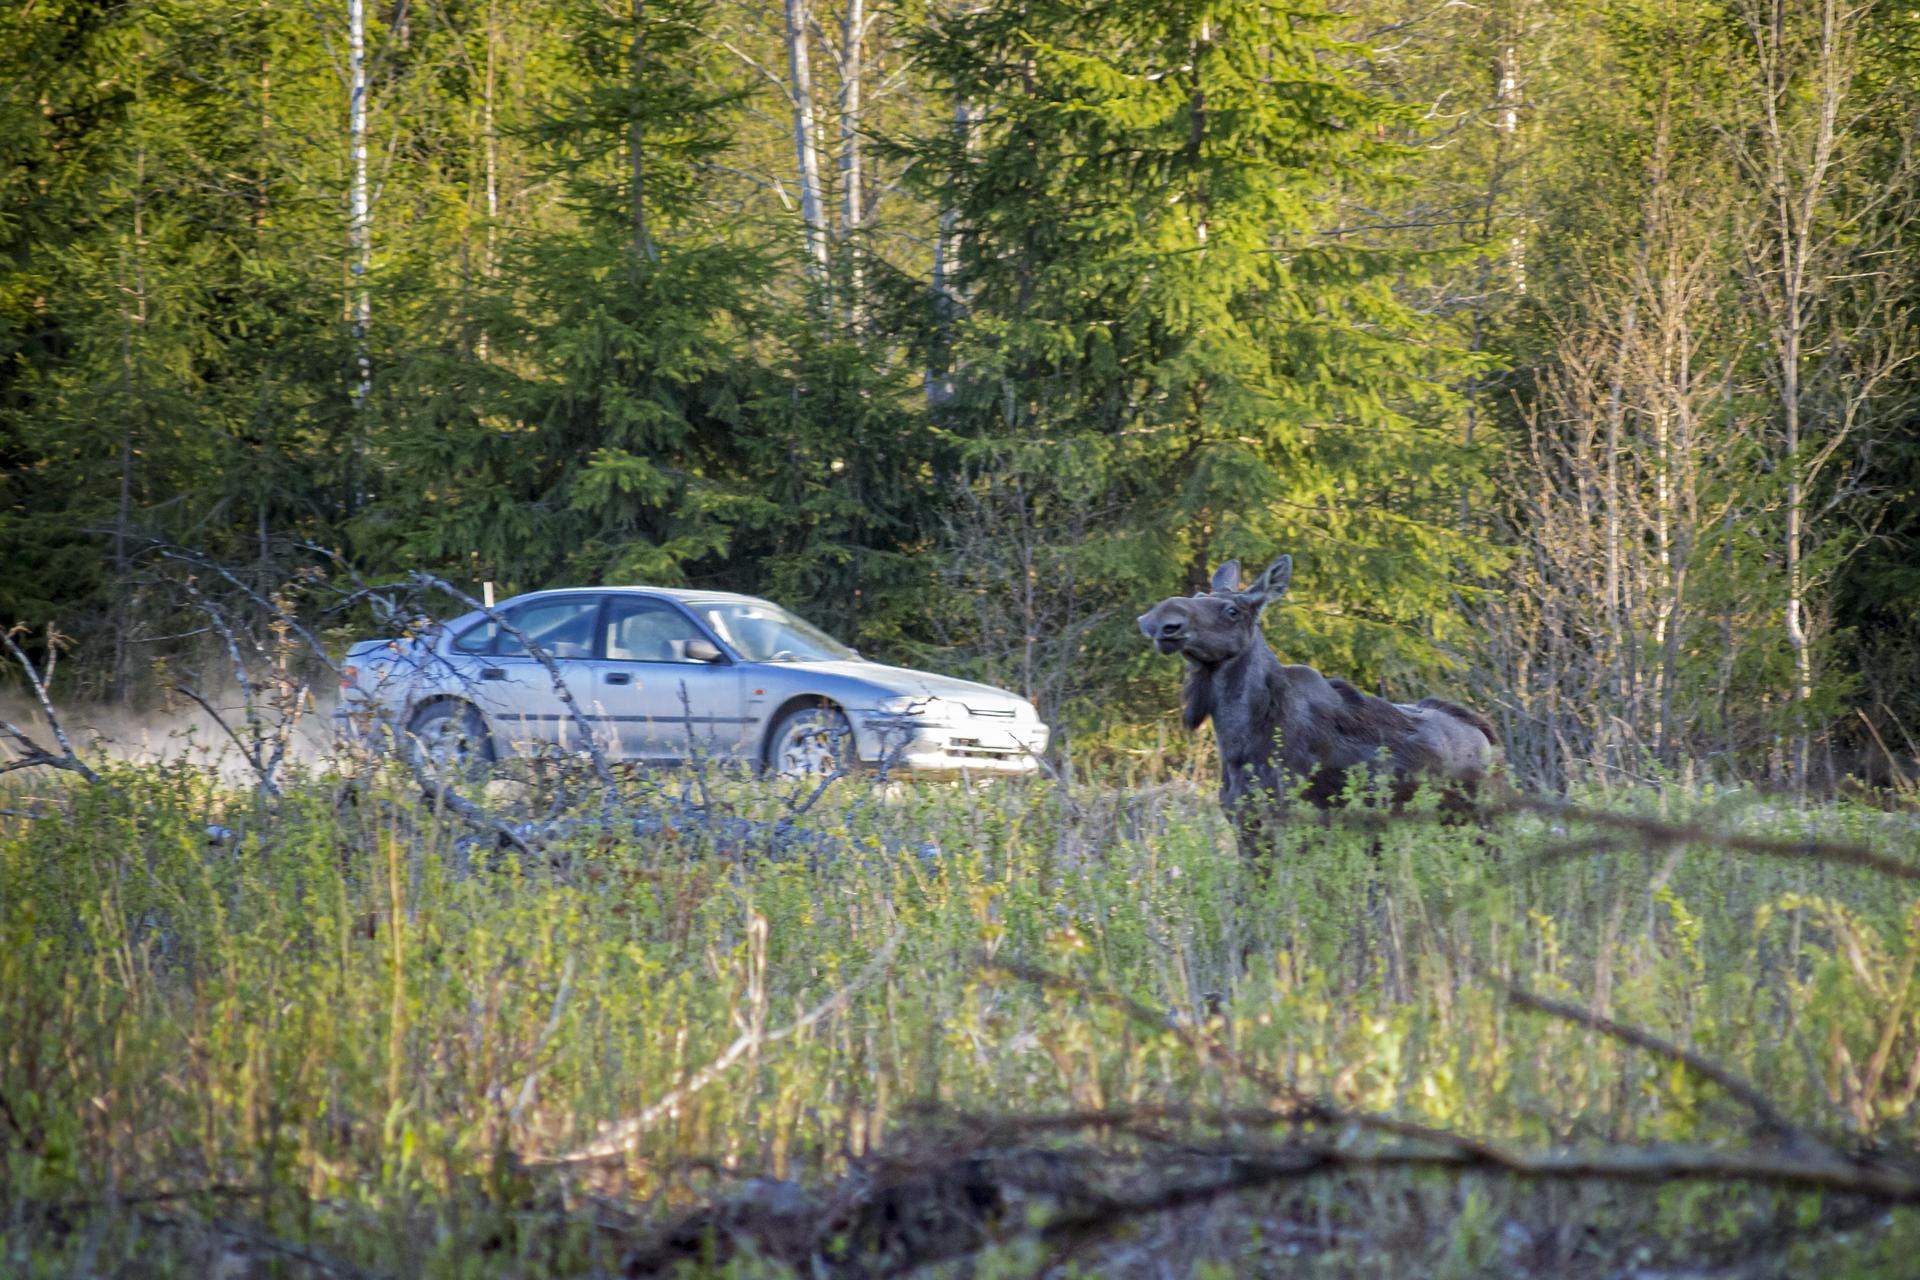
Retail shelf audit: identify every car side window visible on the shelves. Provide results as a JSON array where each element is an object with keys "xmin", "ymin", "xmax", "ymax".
[
  {"xmin": 452, "ymin": 620, "xmax": 498, "ymax": 654},
  {"xmin": 604, "ymin": 598, "xmax": 710, "ymax": 663},
  {"xmin": 497, "ymin": 599, "xmax": 598, "ymax": 659}
]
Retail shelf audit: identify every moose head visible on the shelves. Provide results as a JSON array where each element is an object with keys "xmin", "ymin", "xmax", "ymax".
[{"xmin": 1135, "ymin": 555, "xmax": 1292, "ymax": 666}]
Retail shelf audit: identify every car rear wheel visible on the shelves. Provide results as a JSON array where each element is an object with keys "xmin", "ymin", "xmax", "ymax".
[
  {"xmin": 766, "ymin": 705, "xmax": 855, "ymax": 779},
  {"xmin": 406, "ymin": 700, "xmax": 494, "ymax": 784}
]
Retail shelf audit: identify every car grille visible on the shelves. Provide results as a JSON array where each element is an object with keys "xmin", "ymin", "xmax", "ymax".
[
  {"xmin": 963, "ymin": 703, "xmax": 1016, "ymax": 718},
  {"xmin": 947, "ymin": 736, "xmax": 1018, "ymax": 758}
]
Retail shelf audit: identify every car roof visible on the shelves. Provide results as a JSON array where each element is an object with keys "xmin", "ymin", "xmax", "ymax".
[{"xmin": 506, "ymin": 586, "xmax": 774, "ymax": 608}]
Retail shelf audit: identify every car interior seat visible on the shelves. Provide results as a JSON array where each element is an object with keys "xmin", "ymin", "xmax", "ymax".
[{"xmin": 609, "ymin": 609, "xmax": 688, "ymax": 662}]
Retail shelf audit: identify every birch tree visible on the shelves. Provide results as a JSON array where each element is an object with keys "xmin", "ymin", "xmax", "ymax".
[
  {"xmin": 1480, "ymin": 106, "xmax": 1764, "ymax": 783},
  {"xmin": 1729, "ymin": 0, "xmax": 1916, "ymax": 787},
  {"xmin": 348, "ymin": 0, "xmax": 370, "ymax": 415},
  {"xmin": 783, "ymin": 0, "xmax": 830, "ymax": 287}
]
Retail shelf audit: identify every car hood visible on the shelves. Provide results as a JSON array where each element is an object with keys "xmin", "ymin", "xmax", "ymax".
[{"xmin": 788, "ymin": 660, "xmax": 1035, "ymax": 715}]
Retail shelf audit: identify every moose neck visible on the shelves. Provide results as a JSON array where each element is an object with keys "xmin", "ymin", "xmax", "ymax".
[{"xmin": 1184, "ymin": 629, "xmax": 1284, "ymax": 736}]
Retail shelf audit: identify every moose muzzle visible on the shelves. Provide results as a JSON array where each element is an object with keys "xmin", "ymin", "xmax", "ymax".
[{"xmin": 1137, "ymin": 606, "xmax": 1189, "ymax": 655}]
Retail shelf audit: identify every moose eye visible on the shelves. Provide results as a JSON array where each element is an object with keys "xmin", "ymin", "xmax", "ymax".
[{"xmin": 1223, "ymin": 604, "xmax": 1240, "ymax": 620}]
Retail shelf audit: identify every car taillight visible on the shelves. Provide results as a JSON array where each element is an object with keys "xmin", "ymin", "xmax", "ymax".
[{"xmin": 340, "ymin": 665, "xmax": 357, "ymax": 689}]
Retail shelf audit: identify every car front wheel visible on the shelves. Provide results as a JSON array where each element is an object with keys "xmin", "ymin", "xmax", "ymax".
[
  {"xmin": 406, "ymin": 700, "xmax": 494, "ymax": 784},
  {"xmin": 766, "ymin": 705, "xmax": 855, "ymax": 779}
]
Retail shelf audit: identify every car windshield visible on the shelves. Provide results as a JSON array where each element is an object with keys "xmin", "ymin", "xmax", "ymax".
[{"xmin": 692, "ymin": 600, "xmax": 855, "ymax": 663}]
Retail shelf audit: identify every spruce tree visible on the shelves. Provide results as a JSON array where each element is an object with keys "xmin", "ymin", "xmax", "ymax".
[
  {"xmin": 907, "ymin": 0, "xmax": 1497, "ymax": 709},
  {"xmin": 371, "ymin": 0, "xmax": 773, "ymax": 591}
]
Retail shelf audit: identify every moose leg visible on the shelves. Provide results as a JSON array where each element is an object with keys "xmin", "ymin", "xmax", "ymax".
[
  {"xmin": 1438, "ymin": 777, "xmax": 1500, "ymax": 859},
  {"xmin": 1436, "ymin": 777, "xmax": 1480, "ymax": 826},
  {"xmin": 1229, "ymin": 788, "xmax": 1287, "ymax": 866}
]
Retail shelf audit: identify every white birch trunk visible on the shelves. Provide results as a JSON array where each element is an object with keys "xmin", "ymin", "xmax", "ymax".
[
  {"xmin": 1496, "ymin": 40, "xmax": 1524, "ymax": 294},
  {"xmin": 478, "ymin": 0, "xmax": 498, "ymax": 356},
  {"xmin": 349, "ymin": 0, "xmax": 370, "ymax": 411},
  {"xmin": 838, "ymin": 0, "xmax": 865, "ymax": 325},
  {"xmin": 926, "ymin": 100, "xmax": 971, "ymax": 407},
  {"xmin": 784, "ymin": 0, "xmax": 829, "ymax": 288},
  {"xmin": 1742, "ymin": 0, "xmax": 1851, "ymax": 790}
]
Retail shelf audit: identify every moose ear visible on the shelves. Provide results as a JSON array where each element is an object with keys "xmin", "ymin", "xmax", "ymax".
[
  {"xmin": 1208, "ymin": 560, "xmax": 1243, "ymax": 594},
  {"xmin": 1251, "ymin": 555, "xmax": 1292, "ymax": 605}
]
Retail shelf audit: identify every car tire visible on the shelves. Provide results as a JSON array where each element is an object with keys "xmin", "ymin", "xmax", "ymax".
[
  {"xmin": 765, "ymin": 704, "xmax": 856, "ymax": 779},
  {"xmin": 406, "ymin": 700, "xmax": 495, "ymax": 785}
]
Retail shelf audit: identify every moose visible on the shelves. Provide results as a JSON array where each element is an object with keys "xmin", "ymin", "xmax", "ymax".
[{"xmin": 1138, "ymin": 556, "xmax": 1496, "ymax": 847}]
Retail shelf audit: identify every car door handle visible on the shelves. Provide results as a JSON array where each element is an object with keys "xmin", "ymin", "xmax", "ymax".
[
  {"xmin": 480, "ymin": 667, "xmax": 506, "ymax": 680},
  {"xmin": 604, "ymin": 672, "xmax": 632, "ymax": 686}
]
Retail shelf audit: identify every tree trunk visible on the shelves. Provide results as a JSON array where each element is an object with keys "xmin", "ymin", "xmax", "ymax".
[
  {"xmin": 255, "ymin": 0, "xmax": 271, "ymax": 239},
  {"xmin": 478, "ymin": 0, "xmax": 499, "ymax": 356},
  {"xmin": 926, "ymin": 101, "xmax": 970, "ymax": 408},
  {"xmin": 344, "ymin": 0, "xmax": 371, "ymax": 523},
  {"xmin": 838, "ymin": 0, "xmax": 864, "ymax": 325},
  {"xmin": 1602, "ymin": 297, "xmax": 1637, "ymax": 751},
  {"xmin": 1741, "ymin": 0, "xmax": 1854, "ymax": 791},
  {"xmin": 349, "ymin": 0, "xmax": 370, "ymax": 410},
  {"xmin": 630, "ymin": 0, "xmax": 658, "ymax": 267},
  {"xmin": 1495, "ymin": 37, "xmax": 1525, "ymax": 294},
  {"xmin": 113, "ymin": 133, "xmax": 149, "ymax": 701},
  {"xmin": 784, "ymin": 0, "xmax": 828, "ymax": 288}
]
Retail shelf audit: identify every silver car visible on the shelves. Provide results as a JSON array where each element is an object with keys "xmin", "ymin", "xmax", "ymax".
[{"xmin": 335, "ymin": 587, "xmax": 1051, "ymax": 777}]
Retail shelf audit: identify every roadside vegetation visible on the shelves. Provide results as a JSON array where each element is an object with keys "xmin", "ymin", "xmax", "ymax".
[
  {"xmin": 7, "ymin": 0, "xmax": 1920, "ymax": 1270},
  {"xmin": 5, "ymin": 759, "xmax": 1918, "ymax": 1276},
  {"xmin": 8, "ymin": 0, "xmax": 1920, "ymax": 788}
]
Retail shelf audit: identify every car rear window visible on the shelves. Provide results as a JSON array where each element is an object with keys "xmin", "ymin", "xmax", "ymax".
[{"xmin": 497, "ymin": 599, "xmax": 597, "ymax": 659}]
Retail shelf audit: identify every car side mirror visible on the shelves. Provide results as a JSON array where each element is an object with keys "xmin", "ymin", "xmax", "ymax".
[{"xmin": 686, "ymin": 638, "xmax": 723, "ymax": 663}]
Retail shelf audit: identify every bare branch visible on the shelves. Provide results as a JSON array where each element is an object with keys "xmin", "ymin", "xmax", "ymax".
[
  {"xmin": 0, "ymin": 625, "xmax": 101, "ymax": 785},
  {"xmin": 1503, "ymin": 983, "xmax": 1802, "ymax": 1140},
  {"xmin": 534, "ymin": 929, "xmax": 902, "ymax": 1167},
  {"xmin": 404, "ymin": 572, "xmax": 622, "ymax": 796}
]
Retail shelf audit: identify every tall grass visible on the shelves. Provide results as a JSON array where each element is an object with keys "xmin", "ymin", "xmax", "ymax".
[{"xmin": 3, "ymin": 763, "xmax": 1917, "ymax": 1275}]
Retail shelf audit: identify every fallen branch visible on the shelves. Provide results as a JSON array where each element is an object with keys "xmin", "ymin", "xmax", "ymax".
[
  {"xmin": 141, "ymin": 1212, "xmax": 391, "ymax": 1280},
  {"xmin": 510, "ymin": 954, "xmax": 579, "ymax": 1125},
  {"xmin": 988, "ymin": 1137, "xmax": 1920, "ymax": 1270},
  {"xmin": 620, "ymin": 1104, "xmax": 1920, "ymax": 1280},
  {"xmin": 534, "ymin": 930, "xmax": 902, "ymax": 1168},
  {"xmin": 980, "ymin": 953, "xmax": 1865, "ymax": 1179},
  {"xmin": 1268, "ymin": 783, "xmax": 1919, "ymax": 885},
  {"xmin": 424, "ymin": 775, "xmax": 537, "ymax": 860},
  {"xmin": 404, "ymin": 572, "xmax": 621, "ymax": 797},
  {"xmin": 0, "ymin": 624, "xmax": 101, "ymax": 785},
  {"xmin": 138, "ymin": 545, "xmax": 556, "ymax": 855},
  {"xmin": 1503, "ymin": 982, "xmax": 1802, "ymax": 1140},
  {"xmin": 1493, "ymin": 793, "xmax": 1920, "ymax": 883}
]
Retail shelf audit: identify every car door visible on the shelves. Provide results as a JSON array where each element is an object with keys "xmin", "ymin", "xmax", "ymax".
[
  {"xmin": 589, "ymin": 596, "xmax": 746, "ymax": 763},
  {"xmin": 458, "ymin": 595, "xmax": 607, "ymax": 757}
]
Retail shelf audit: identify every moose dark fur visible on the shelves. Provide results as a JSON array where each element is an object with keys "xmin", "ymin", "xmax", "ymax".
[{"xmin": 1138, "ymin": 557, "xmax": 1497, "ymax": 845}]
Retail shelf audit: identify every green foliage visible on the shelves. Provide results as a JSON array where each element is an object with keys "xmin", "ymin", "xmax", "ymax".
[
  {"xmin": 3, "ymin": 0, "xmax": 1919, "ymax": 768},
  {"xmin": 898, "ymin": 0, "xmax": 1499, "ymax": 724},
  {"xmin": 3, "ymin": 766, "xmax": 1917, "ymax": 1274}
]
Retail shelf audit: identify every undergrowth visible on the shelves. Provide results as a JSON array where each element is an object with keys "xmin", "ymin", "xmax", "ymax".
[{"xmin": 2, "ymin": 763, "xmax": 1917, "ymax": 1276}]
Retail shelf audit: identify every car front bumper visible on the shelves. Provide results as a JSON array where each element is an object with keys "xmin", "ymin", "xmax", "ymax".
[{"xmin": 858, "ymin": 712, "xmax": 1051, "ymax": 775}]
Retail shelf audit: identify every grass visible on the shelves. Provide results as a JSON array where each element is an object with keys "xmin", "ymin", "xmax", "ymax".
[{"xmin": 3, "ymin": 759, "xmax": 1919, "ymax": 1277}]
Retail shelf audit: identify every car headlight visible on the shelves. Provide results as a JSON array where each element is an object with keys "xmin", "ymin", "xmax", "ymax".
[{"xmin": 875, "ymin": 694, "xmax": 940, "ymax": 716}]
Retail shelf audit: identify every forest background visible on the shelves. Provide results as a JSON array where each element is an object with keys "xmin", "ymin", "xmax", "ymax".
[{"xmin": 4, "ymin": 0, "xmax": 1918, "ymax": 791}]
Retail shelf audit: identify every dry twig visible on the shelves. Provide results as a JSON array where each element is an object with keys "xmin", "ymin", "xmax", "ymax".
[
  {"xmin": 0, "ymin": 624, "xmax": 101, "ymax": 785},
  {"xmin": 535, "ymin": 931, "xmax": 902, "ymax": 1168}
]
